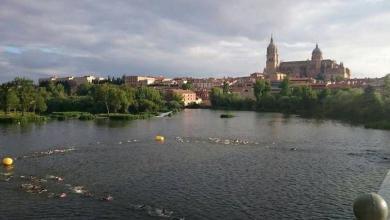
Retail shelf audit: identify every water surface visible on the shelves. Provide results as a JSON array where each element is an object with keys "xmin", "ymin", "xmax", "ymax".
[{"xmin": 1, "ymin": 109, "xmax": 390, "ymax": 219}]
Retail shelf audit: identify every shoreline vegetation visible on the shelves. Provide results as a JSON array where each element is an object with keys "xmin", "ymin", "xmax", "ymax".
[
  {"xmin": 220, "ymin": 114, "xmax": 235, "ymax": 118},
  {"xmin": 209, "ymin": 76, "xmax": 390, "ymax": 130},
  {"xmin": 0, "ymin": 77, "xmax": 183, "ymax": 124},
  {"xmin": 2, "ymin": 75, "xmax": 390, "ymax": 131}
]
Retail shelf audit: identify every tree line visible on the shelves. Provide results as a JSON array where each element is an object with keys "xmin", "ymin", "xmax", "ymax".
[
  {"xmin": 0, "ymin": 77, "xmax": 183, "ymax": 116},
  {"xmin": 210, "ymin": 75, "xmax": 390, "ymax": 128}
]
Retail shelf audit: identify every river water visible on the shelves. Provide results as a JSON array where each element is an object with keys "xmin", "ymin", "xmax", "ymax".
[{"xmin": 1, "ymin": 109, "xmax": 390, "ymax": 219}]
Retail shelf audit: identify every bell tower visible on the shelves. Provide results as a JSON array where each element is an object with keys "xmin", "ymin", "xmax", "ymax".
[{"xmin": 264, "ymin": 35, "xmax": 279, "ymax": 74}]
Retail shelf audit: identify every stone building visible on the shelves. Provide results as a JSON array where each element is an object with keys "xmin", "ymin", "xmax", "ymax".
[
  {"xmin": 123, "ymin": 76, "xmax": 156, "ymax": 87},
  {"xmin": 263, "ymin": 37, "xmax": 351, "ymax": 81},
  {"xmin": 169, "ymin": 89, "xmax": 201, "ymax": 106}
]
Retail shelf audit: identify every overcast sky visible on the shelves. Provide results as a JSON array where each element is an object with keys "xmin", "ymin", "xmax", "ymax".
[{"xmin": 0, "ymin": 0, "xmax": 389, "ymax": 82}]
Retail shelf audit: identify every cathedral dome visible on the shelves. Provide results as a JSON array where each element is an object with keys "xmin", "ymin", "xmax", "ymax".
[
  {"xmin": 311, "ymin": 44, "xmax": 323, "ymax": 61},
  {"xmin": 312, "ymin": 44, "xmax": 322, "ymax": 55}
]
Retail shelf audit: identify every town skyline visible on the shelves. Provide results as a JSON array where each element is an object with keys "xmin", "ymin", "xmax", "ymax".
[{"xmin": 1, "ymin": 0, "xmax": 390, "ymax": 82}]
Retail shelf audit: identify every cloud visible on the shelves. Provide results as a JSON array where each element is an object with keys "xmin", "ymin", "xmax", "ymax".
[{"xmin": 0, "ymin": 0, "xmax": 389, "ymax": 82}]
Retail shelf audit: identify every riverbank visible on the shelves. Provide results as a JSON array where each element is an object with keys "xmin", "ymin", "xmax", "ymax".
[
  {"xmin": 0, "ymin": 112, "xmax": 46, "ymax": 124},
  {"xmin": 0, "ymin": 111, "xmax": 171, "ymax": 124}
]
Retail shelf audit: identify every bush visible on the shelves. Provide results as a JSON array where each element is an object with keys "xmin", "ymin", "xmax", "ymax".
[
  {"xmin": 50, "ymin": 111, "xmax": 95, "ymax": 120},
  {"xmin": 105, "ymin": 113, "xmax": 154, "ymax": 120},
  {"xmin": 0, "ymin": 112, "xmax": 46, "ymax": 124},
  {"xmin": 79, "ymin": 113, "xmax": 96, "ymax": 120}
]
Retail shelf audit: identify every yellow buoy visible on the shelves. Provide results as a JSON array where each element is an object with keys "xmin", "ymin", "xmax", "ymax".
[
  {"xmin": 155, "ymin": 135, "xmax": 165, "ymax": 142},
  {"xmin": 2, "ymin": 157, "xmax": 13, "ymax": 166}
]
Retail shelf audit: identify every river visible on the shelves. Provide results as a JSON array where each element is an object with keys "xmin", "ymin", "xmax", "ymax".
[{"xmin": 1, "ymin": 109, "xmax": 390, "ymax": 219}]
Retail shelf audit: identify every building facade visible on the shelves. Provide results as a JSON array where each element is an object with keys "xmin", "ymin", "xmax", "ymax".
[
  {"xmin": 123, "ymin": 76, "xmax": 156, "ymax": 87},
  {"xmin": 263, "ymin": 37, "xmax": 351, "ymax": 80},
  {"xmin": 169, "ymin": 89, "xmax": 200, "ymax": 106}
]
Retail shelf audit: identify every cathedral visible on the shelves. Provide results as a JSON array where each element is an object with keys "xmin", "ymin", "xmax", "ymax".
[{"xmin": 263, "ymin": 37, "xmax": 351, "ymax": 80}]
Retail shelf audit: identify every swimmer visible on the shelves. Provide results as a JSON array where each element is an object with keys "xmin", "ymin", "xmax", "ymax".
[
  {"xmin": 58, "ymin": 193, "xmax": 67, "ymax": 198},
  {"xmin": 101, "ymin": 195, "xmax": 113, "ymax": 201},
  {"xmin": 38, "ymin": 189, "xmax": 48, "ymax": 194},
  {"xmin": 71, "ymin": 186, "xmax": 89, "ymax": 195},
  {"xmin": 71, "ymin": 186, "xmax": 85, "ymax": 194},
  {"xmin": 46, "ymin": 175, "xmax": 64, "ymax": 181}
]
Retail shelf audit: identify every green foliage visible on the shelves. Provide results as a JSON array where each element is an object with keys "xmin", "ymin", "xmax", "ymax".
[
  {"xmin": 50, "ymin": 111, "xmax": 95, "ymax": 120},
  {"xmin": 279, "ymin": 77, "xmax": 291, "ymax": 96},
  {"xmin": 1, "ymin": 87, "xmax": 19, "ymax": 113},
  {"xmin": 100, "ymin": 113, "xmax": 154, "ymax": 120},
  {"xmin": 0, "ymin": 77, "xmax": 182, "ymax": 124},
  {"xmin": 254, "ymin": 79, "xmax": 271, "ymax": 102},
  {"xmin": 222, "ymin": 82, "xmax": 230, "ymax": 94},
  {"xmin": 210, "ymin": 81, "xmax": 390, "ymax": 130},
  {"xmin": 46, "ymin": 82, "xmax": 66, "ymax": 98},
  {"xmin": 12, "ymin": 78, "xmax": 36, "ymax": 115},
  {"xmin": 220, "ymin": 114, "xmax": 235, "ymax": 118},
  {"xmin": 76, "ymin": 83, "xmax": 93, "ymax": 96},
  {"xmin": 210, "ymin": 87, "xmax": 254, "ymax": 110},
  {"xmin": 0, "ymin": 112, "xmax": 46, "ymax": 124},
  {"xmin": 181, "ymin": 82, "xmax": 193, "ymax": 90}
]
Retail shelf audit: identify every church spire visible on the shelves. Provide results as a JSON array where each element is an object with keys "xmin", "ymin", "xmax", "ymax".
[{"xmin": 265, "ymin": 34, "xmax": 279, "ymax": 74}]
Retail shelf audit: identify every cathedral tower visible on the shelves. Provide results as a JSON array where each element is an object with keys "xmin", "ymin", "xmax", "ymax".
[{"xmin": 264, "ymin": 36, "xmax": 279, "ymax": 74}]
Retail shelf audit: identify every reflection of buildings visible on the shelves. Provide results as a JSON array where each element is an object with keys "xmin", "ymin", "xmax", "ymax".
[{"xmin": 264, "ymin": 36, "xmax": 351, "ymax": 81}]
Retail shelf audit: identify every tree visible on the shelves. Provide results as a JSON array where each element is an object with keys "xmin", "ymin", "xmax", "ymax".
[
  {"xmin": 279, "ymin": 77, "xmax": 291, "ymax": 96},
  {"xmin": 6, "ymin": 90, "xmax": 19, "ymax": 113},
  {"xmin": 209, "ymin": 87, "xmax": 223, "ymax": 106},
  {"xmin": 108, "ymin": 86, "xmax": 128, "ymax": 113},
  {"xmin": 181, "ymin": 82, "xmax": 193, "ymax": 90},
  {"xmin": 12, "ymin": 78, "xmax": 35, "ymax": 116},
  {"xmin": 136, "ymin": 86, "xmax": 163, "ymax": 106},
  {"xmin": 0, "ymin": 85, "xmax": 19, "ymax": 114},
  {"xmin": 0, "ymin": 86, "xmax": 5, "ymax": 113},
  {"xmin": 45, "ymin": 82, "xmax": 66, "ymax": 98},
  {"xmin": 138, "ymin": 99, "xmax": 158, "ymax": 113},
  {"xmin": 254, "ymin": 79, "xmax": 271, "ymax": 102},
  {"xmin": 93, "ymin": 84, "xmax": 111, "ymax": 114},
  {"xmin": 300, "ymin": 86, "xmax": 318, "ymax": 112},
  {"xmin": 34, "ymin": 93, "xmax": 47, "ymax": 113},
  {"xmin": 76, "ymin": 83, "xmax": 93, "ymax": 96},
  {"xmin": 120, "ymin": 85, "xmax": 136, "ymax": 112},
  {"xmin": 383, "ymin": 74, "xmax": 390, "ymax": 100},
  {"xmin": 222, "ymin": 82, "xmax": 230, "ymax": 94},
  {"xmin": 357, "ymin": 86, "xmax": 384, "ymax": 121}
]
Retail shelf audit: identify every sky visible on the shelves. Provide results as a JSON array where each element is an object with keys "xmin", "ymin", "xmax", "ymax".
[{"xmin": 0, "ymin": 0, "xmax": 390, "ymax": 82}]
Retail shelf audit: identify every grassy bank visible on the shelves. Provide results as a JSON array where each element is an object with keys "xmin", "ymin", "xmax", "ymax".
[
  {"xmin": 0, "ymin": 112, "xmax": 47, "ymax": 124},
  {"xmin": 364, "ymin": 121, "xmax": 390, "ymax": 130},
  {"xmin": 97, "ymin": 113, "xmax": 156, "ymax": 120},
  {"xmin": 50, "ymin": 112, "xmax": 95, "ymax": 120},
  {"xmin": 50, "ymin": 112, "xmax": 155, "ymax": 121},
  {"xmin": 0, "ymin": 110, "xmax": 166, "ymax": 124}
]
